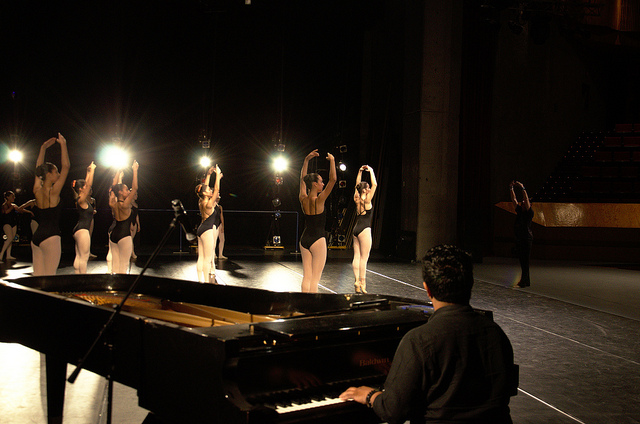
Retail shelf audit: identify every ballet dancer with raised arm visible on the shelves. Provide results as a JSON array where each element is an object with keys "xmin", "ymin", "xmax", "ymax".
[
  {"xmin": 108, "ymin": 161, "xmax": 138, "ymax": 274},
  {"xmin": 299, "ymin": 149, "xmax": 337, "ymax": 293},
  {"xmin": 195, "ymin": 164, "xmax": 222, "ymax": 283},
  {"xmin": 352, "ymin": 165, "xmax": 377, "ymax": 293},
  {"xmin": 106, "ymin": 169, "xmax": 123, "ymax": 273},
  {"xmin": 72, "ymin": 161, "xmax": 96, "ymax": 274},
  {"xmin": 32, "ymin": 133, "xmax": 70, "ymax": 276}
]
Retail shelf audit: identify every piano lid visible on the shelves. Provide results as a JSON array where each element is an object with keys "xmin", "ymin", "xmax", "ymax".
[{"xmin": 254, "ymin": 308, "xmax": 430, "ymax": 338}]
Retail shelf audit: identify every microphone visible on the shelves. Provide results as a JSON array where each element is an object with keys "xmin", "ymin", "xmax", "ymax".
[{"xmin": 171, "ymin": 199, "xmax": 197, "ymax": 241}]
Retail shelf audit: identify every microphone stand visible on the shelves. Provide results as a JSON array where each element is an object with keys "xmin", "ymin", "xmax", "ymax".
[{"xmin": 68, "ymin": 203, "xmax": 187, "ymax": 424}]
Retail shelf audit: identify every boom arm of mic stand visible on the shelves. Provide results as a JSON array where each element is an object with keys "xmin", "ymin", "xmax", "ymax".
[{"xmin": 68, "ymin": 217, "xmax": 178, "ymax": 384}]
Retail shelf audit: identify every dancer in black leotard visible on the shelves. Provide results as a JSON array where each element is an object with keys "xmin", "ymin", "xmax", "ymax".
[
  {"xmin": 195, "ymin": 165, "xmax": 222, "ymax": 283},
  {"xmin": 31, "ymin": 133, "xmax": 70, "ymax": 276},
  {"xmin": 351, "ymin": 165, "xmax": 378, "ymax": 293},
  {"xmin": 109, "ymin": 161, "xmax": 139, "ymax": 274},
  {"xmin": 72, "ymin": 161, "xmax": 96, "ymax": 274},
  {"xmin": 0, "ymin": 191, "xmax": 34, "ymax": 262},
  {"xmin": 106, "ymin": 170, "xmax": 123, "ymax": 273},
  {"xmin": 352, "ymin": 165, "xmax": 377, "ymax": 293},
  {"xmin": 510, "ymin": 180, "xmax": 533, "ymax": 288},
  {"xmin": 299, "ymin": 149, "xmax": 337, "ymax": 293}
]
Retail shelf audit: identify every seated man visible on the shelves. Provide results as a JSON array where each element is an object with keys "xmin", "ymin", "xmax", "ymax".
[{"xmin": 340, "ymin": 244, "xmax": 518, "ymax": 424}]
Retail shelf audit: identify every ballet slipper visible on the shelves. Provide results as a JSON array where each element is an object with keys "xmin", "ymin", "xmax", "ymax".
[
  {"xmin": 354, "ymin": 281, "xmax": 362, "ymax": 294},
  {"xmin": 360, "ymin": 280, "xmax": 368, "ymax": 294}
]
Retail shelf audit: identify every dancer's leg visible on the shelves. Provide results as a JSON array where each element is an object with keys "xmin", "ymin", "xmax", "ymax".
[
  {"xmin": 116, "ymin": 237, "xmax": 133, "ymax": 274},
  {"xmin": 31, "ymin": 242, "xmax": 44, "ymax": 276},
  {"xmin": 73, "ymin": 230, "xmax": 91, "ymax": 274},
  {"xmin": 352, "ymin": 235, "xmax": 361, "ymax": 284},
  {"xmin": 307, "ymin": 238, "xmax": 327, "ymax": 293},
  {"xmin": 130, "ymin": 223, "xmax": 138, "ymax": 259},
  {"xmin": 39, "ymin": 236, "xmax": 61, "ymax": 276},
  {"xmin": 212, "ymin": 226, "xmax": 219, "ymax": 261},
  {"xmin": 217, "ymin": 225, "xmax": 226, "ymax": 259},
  {"xmin": 109, "ymin": 240, "xmax": 119, "ymax": 274},
  {"xmin": 89, "ymin": 218, "xmax": 96, "ymax": 257},
  {"xmin": 356, "ymin": 228, "xmax": 372, "ymax": 293},
  {"xmin": 200, "ymin": 230, "xmax": 215, "ymax": 283},
  {"xmin": 0, "ymin": 224, "xmax": 13, "ymax": 261},
  {"xmin": 196, "ymin": 236, "xmax": 205, "ymax": 283},
  {"xmin": 5, "ymin": 225, "xmax": 17, "ymax": 259},
  {"xmin": 300, "ymin": 244, "xmax": 313, "ymax": 292}
]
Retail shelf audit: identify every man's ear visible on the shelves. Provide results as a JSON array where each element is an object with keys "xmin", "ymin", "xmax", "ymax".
[{"xmin": 423, "ymin": 282, "xmax": 431, "ymax": 298}]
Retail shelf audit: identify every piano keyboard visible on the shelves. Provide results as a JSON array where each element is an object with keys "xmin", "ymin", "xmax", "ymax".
[{"xmin": 275, "ymin": 396, "xmax": 345, "ymax": 414}]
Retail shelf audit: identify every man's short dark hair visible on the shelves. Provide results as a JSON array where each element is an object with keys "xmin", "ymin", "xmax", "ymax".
[{"xmin": 421, "ymin": 244, "xmax": 474, "ymax": 304}]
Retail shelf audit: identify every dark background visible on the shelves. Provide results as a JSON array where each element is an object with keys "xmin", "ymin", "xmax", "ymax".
[
  {"xmin": 3, "ymin": 1, "xmax": 640, "ymax": 256},
  {"xmin": 1, "ymin": 0, "xmax": 386, "ymax": 250}
]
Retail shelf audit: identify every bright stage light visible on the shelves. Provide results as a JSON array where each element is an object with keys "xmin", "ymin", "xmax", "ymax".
[
  {"xmin": 99, "ymin": 145, "xmax": 130, "ymax": 169},
  {"xmin": 8, "ymin": 150, "xmax": 23, "ymax": 163},
  {"xmin": 272, "ymin": 155, "xmax": 288, "ymax": 173},
  {"xmin": 338, "ymin": 162, "xmax": 347, "ymax": 172},
  {"xmin": 200, "ymin": 156, "xmax": 212, "ymax": 168}
]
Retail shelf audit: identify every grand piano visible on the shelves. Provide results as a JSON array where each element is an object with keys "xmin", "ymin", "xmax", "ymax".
[{"xmin": 0, "ymin": 274, "xmax": 438, "ymax": 423}]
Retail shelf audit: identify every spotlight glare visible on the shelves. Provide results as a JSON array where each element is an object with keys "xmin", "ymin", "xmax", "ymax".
[
  {"xmin": 200, "ymin": 156, "xmax": 212, "ymax": 168},
  {"xmin": 99, "ymin": 146, "xmax": 129, "ymax": 169},
  {"xmin": 8, "ymin": 150, "xmax": 23, "ymax": 163},
  {"xmin": 338, "ymin": 162, "xmax": 347, "ymax": 172},
  {"xmin": 272, "ymin": 155, "xmax": 288, "ymax": 173}
]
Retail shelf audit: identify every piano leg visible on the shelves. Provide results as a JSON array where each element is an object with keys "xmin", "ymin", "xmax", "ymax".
[{"xmin": 45, "ymin": 355, "xmax": 67, "ymax": 424}]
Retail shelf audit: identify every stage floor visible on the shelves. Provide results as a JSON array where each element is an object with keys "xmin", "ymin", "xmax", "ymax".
[{"xmin": 1, "ymin": 247, "xmax": 639, "ymax": 423}]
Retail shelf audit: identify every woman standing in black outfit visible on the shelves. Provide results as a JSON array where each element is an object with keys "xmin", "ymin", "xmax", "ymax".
[
  {"xmin": 299, "ymin": 149, "xmax": 337, "ymax": 293},
  {"xmin": 510, "ymin": 180, "xmax": 533, "ymax": 288},
  {"xmin": 352, "ymin": 165, "xmax": 377, "ymax": 293},
  {"xmin": 72, "ymin": 161, "xmax": 96, "ymax": 274}
]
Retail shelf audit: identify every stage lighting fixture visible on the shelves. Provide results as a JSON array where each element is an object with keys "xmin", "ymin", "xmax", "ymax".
[
  {"xmin": 272, "ymin": 198, "xmax": 281, "ymax": 208},
  {"xmin": 338, "ymin": 162, "xmax": 347, "ymax": 172},
  {"xmin": 272, "ymin": 235, "xmax": 281, "ymax": 245},
  {"xmin": 9, "ymin": 150, "xmax": 23, "ymax": 163},
  {"xmin": 272, "ymin": 155, "xmax": 288, "ymax": 173},
  {"xmin": 100, "ymin": 145, "xmax": 129, "ymax": 170},
  {"xmin": 276, "ymin": 143, "xmax": 285, "ymax": 152},
  {"xmin": 339, "ymin": 145, "xmax": 347, "ymax": 153},
  {"xmin": 274, "ymin": 212, "xmax": 281, "ymax": 219},
  {"xmin": 200, "ymin": 156, "xmax": 212, "ymax": 168},
  {"xmin": 275, "ymin": 175, "xmax": 284, "ymax": 185},
  {"xmin": 339, "ymin": 180, "xmax": 347, "ymax": 188},
  {"xmin": 337, "ymin": 235, "xmax": 346, "ymax": 243}
]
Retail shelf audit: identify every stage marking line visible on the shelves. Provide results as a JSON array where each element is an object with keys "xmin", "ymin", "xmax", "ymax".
[
  {"xmin": 366, "ymin": 270, "xmax": 426, "ymax": 291},
  {"xmin": 491, "ymin": 313, "xmax": 640, "ymax": 367},
  {"xmin": 475, "ymin": 277, "xmax": 640, "ymax": 365},
  {"xmin": 518, "ymin": 388, "xmax": 586, "ymax": 424}
]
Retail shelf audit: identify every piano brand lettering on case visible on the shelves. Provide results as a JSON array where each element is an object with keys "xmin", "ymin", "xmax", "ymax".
[{"xmin": 359, "ymin": 357, "xmax": 390, "ymax": 367}]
